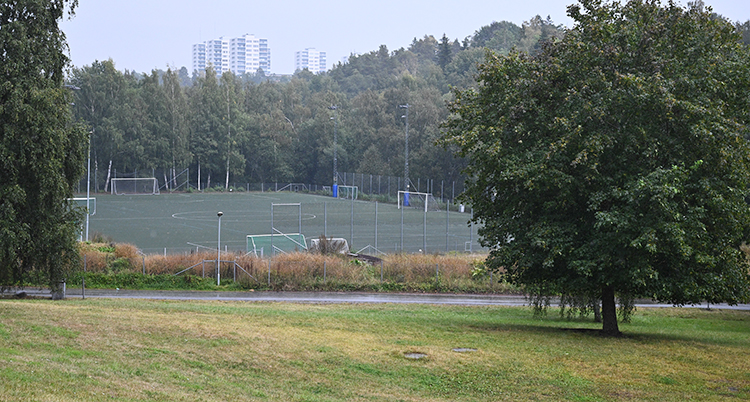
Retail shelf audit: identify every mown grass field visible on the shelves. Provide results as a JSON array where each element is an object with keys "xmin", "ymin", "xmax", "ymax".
[{"xmin": 1, "ymin": 299, "xmax": 748, "ymax": 401}]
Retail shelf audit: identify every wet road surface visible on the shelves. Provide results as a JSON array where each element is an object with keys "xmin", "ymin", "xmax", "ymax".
[{"xmin": 8, "ymin": 288, "xmax": 750, "ymax": 310}]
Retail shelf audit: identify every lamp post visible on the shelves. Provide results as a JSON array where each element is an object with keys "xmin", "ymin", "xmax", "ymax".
[
  {"xmin": 217, "ymin": 211, "xmax": 223, "ymax": 286},
  {"xmin": 329, "ymin": 105, "xmax": 338, "ymax": 198}
]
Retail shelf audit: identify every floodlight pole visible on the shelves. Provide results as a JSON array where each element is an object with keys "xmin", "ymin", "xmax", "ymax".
[
  {"xmin": 399, "ymin": 104, "xmax": 410, "ymax": 206},
  {"xmin": 86, "ymin": 132, "xmax": 91, "ymax": 242},
  {"xmin": 65, "ymin": 84, "xmax": 90, "ymax": 242},
  {"xmin": 329, "ymin": 105, "xmax": 338, "ymax": 197},
  {"xmin": 217, "ymin": 211, "xmax": 223, "ymax": 286}
]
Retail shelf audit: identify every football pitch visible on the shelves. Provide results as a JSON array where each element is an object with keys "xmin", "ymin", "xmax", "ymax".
[{"xmin": 83, "ymin": 191, "xmax": 482, "ymax": 255}]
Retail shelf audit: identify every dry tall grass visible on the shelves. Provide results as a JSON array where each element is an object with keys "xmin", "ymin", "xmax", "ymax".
[{"xmin": 77, "ymin": 242, "xmax": 507, "ymax": 292}]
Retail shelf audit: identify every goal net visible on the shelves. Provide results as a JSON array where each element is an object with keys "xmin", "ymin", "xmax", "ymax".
[
  {"xmin": 337, "ymin": 185, "xmax": 358, "ymax": 200},
  {"xmin": 111, "ymin": 178, "xmax": 160, "ymax": 195},
  {"xmin": 398, "ymin": 191, "xmax": 442, "ymax": 212}
]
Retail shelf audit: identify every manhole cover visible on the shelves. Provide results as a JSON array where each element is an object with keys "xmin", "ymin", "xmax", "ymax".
[
  {"xmin": 452, "ymin": 348, "xmax": 478, "ymax": 353},
  {"xmin": 404, "ymin": 353, "xmax": 427, "ymax": 360}
]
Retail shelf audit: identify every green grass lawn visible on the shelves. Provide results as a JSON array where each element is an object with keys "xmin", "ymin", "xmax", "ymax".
[{"xmin": 0, "ymin": 299, "xmax": 747, "ymax": 401}]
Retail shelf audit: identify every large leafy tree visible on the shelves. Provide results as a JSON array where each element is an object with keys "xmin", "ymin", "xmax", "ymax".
[
  {"xmin": 0, "ymin": 0, "xmax": 87, "ymax": 291},
  {"xmin": 442, "ymin": 0, "xmax": 750, "ymax": 335}
]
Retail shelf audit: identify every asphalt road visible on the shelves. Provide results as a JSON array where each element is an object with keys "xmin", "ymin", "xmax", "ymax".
[{"xmin": 8, "ymin": 288, "xmax": 750, "ymax": 310}]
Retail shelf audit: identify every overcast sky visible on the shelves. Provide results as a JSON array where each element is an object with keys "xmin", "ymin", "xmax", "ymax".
[{"xmin": 60, "ymin": 0, "xmax": 750, "ymax": 75}]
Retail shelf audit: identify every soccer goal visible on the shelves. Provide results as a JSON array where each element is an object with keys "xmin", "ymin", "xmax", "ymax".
[
  {"xmin": 111, "ymin": 178, "xmax": 160, "ymax": 195},
  {"xmin": 67, "ymin": 197, "xmax": 96, "ymax": 215},
  {"xmin": 337, "ymin": 185, "xmax": 358, "ymax": 200},
  {"xmin": 398, "ymin": 191, "xmax": 442, "ymax": 212},
  {"xmin": 247, "ymin": 233, "xmax": 307, "ymax": 256}
]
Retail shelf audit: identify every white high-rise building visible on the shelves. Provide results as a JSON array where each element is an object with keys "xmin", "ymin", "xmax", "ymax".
[
  {"xmin": 295, "ymin": 48, "xmax": 326, "ymax": 73},
  {"xmin": 193, "ymin": 34, "xmax": 270, "ymax": 75},
  {"xmin": 206, "ymin": 38, "xmax": 230, "ymax": 74}
]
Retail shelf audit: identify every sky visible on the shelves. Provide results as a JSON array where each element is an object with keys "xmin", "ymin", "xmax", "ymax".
[{"xmin": 60, "ymin": 0, "xmax": 750, "ymax": 76}]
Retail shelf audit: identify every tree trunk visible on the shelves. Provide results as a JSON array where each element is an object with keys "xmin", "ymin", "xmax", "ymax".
[
  {"xmin": 225, "ymin": 160, "xmax": 230, "ymax": 190},
  {"xmin": 600, "ymin": 286, "xmax": 621, "ymax": 336},
  {"xmin": 104, "ymin": 160, "xmax": 112, "ymax": 193}
]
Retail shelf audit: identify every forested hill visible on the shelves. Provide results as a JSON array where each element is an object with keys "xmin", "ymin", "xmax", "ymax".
[{"xmin": 66, "ymin": 15, "xmax": 749, "ymax": 192}]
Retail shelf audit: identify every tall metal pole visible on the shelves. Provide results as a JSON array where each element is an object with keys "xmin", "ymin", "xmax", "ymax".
[
  {"xmin": 217, "ymin": 211, "xmax": 223, "ymax": 286},
  {"xmin": 86, "ymin": 132, "xmax": 91, "ymax": 242},
  {"xmin": 66, "ymin": 85, "xmax": 90, "ymax": 242},
  {"xmin": 329, "ymin": 105, "xmax": 338, "ymax": 197},
  {"xmin": 400, "ymin": 198, "xmax": 404, "ymax": 252},
  {"xmin": 399, "ymin": 104, "xmax": 410, "ymax": 199}
]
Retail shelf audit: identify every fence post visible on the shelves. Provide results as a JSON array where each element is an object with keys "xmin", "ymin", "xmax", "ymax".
[
  {"xmin": 268, "ymin": 259, "xmax": 271, "ymax": 286},
  {"xmin": 380, "ymin": 261, "xmax": 383, "ymax": 282},
  {"xmin": 324, "ymin": 261, "xmax": 327, "ymax": 283},
  {"xmin": 142, "ymin": 254, "xmax": 146, "ymax": 276},
  {"xmin": 202, "ymin": 260, "xmax": 205, "ymax": 278}
]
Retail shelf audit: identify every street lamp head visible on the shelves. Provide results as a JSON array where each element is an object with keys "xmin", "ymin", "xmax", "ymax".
[{"xmin": 217, "ymin": 211, "xmax": 223, "ymax": 217}]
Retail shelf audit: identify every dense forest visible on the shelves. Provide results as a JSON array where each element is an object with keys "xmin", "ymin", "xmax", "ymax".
[{"xmin": 66, "ymin": 14, "xmax": 750, "ymax": 194}]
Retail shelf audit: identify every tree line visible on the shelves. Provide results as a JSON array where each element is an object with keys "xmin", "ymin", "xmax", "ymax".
[
  {"xmin": 67, "ymin": 12, "xmax": 750, "ymax": 194},
  {"xmin": 66, "ymin": 16, "xmax": 566, "ymax": 192}
]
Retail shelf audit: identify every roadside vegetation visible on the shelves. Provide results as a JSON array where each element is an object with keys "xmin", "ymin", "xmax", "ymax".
[
  {"xmin": 72, "ymin": 241, "xmax": 512, "ymax": 294},
  {"xmin": 0, "ymin": 298, "xmax": 747, "ymax": 401}
]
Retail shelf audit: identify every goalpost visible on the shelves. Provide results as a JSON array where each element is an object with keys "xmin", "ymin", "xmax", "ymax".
[
  {"xmin": 336, "ymin": 185, "xmax": 358, "ymax": 200},
  {"xmin": 67, "ymin": 197, "xmax": 96, "ymax": 215},
  {"xmin": 111, "ymin": 178, "xmax": 160, "ymax": 195},
  {"xmin": 398, "ymin": 191, "xmax": 442, "ymax": 212}
]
